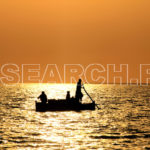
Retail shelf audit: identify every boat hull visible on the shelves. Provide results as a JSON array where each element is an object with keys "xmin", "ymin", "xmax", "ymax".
[{"xmin": 35, "ymin": 99, "xmax": 95, "ymax": 111}]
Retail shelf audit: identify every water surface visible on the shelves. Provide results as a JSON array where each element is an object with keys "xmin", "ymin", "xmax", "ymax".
[{"xmin": 0, "ymin": 84, "xmax": 150, "ymax": 149}]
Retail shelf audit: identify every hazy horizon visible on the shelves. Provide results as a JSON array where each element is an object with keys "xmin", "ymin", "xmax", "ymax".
[{"xmin": 0, "ymin": 0, "xmax": 150, "ymax": 84}]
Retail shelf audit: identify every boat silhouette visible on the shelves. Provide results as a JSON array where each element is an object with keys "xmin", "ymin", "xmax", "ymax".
[
  {"xmin": 35, "ymin": 83, "xmax": 99, "ymax": 111},
  {"xmin": 35, "ymin": 98, "xmax": 95, "ymax": 111}
]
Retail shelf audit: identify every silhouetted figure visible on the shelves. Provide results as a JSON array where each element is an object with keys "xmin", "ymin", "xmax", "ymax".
[
  {"xmin": 38, "ymin": 91, "xmax": 48, "ymax": 104},
  {"xmin": 66, "ymin": 91, "xmax": 70, "ymax": 101},
  {"xmin": 75, "ymin": 79, "xmax": 83, "ymax": 103}
]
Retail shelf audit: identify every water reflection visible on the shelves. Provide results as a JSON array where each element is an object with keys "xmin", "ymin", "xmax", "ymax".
[{"xmin": 0, "ymin": 84, "xmax": 150, "ymax": 149}]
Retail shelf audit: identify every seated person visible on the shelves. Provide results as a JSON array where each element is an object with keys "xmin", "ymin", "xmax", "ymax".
[
  {"xmin": 38, "ymin": 91, "xmax": 48, "ymax": 104},
  {"xmin": 66, "ymin": 91, "xmax": 70, "ymax": 101}
]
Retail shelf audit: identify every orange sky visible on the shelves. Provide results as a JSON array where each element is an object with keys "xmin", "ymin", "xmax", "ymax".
[{"xmin": 0, "ymin": 0, "xmax": 150, "ymax": 83}]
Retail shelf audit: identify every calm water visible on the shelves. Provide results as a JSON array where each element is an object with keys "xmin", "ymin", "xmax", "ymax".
[{"xmin": 0, "ymin": 84, "xmax": 150, "ymax": 150}]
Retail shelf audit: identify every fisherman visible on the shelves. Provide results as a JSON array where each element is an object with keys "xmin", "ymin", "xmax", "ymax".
[
  {"xmin": 75, "ymin": 79, "xmax": 83, "ymax": 103},
  {"xmin": 38, "ymin": 91, "xmax": 48, "ymax": 104},
  {"xmin": 66, "ymin": 91, "xmax": 70, "ymax": 101}
]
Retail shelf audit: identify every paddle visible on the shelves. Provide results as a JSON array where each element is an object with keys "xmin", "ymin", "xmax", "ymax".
[{"xmin": 82, "ymin": 84, "xmax": 100, "ymax": 110}]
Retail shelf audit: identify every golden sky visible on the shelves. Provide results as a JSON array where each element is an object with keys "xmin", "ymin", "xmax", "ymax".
[{"xmin": 0, "ymin": 0, "xmax": 150, "ymax": 83}]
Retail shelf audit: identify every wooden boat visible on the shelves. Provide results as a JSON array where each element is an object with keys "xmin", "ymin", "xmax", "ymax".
[{"xmin": 35, "ymin": 98, "xmax": 96, "ymax": 111}]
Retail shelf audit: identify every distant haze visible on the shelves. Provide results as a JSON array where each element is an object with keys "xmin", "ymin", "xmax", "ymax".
[{"xmin": 0, "ymin": 0, "xmax": 150, "ymax": 83}]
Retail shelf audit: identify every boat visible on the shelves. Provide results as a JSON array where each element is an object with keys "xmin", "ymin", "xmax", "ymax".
[
  {"xmin": 35, "ymin": 98, "xmax": 96, "ymax": 111},
  {"xmin": 35, "ymin": 84, "xmax": 100, "ymax": 111}
]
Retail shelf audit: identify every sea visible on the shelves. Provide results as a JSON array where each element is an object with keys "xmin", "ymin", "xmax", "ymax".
[{"xmin": 0, "ymin": 83, "xmax": 150, "ymax": 150}]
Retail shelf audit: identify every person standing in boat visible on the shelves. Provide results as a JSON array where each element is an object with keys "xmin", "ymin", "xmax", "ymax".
[
  {"xmin": 38, "ymin": 91, "xmax": 48, "ymax": 104},
  {"xmin": 75, "ymin": 79, "xmax": 83, "ymax": 103}
]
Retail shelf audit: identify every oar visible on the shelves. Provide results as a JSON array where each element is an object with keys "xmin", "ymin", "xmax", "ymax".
[{"xmin": 82, "ymin": 84, "xmax": 100, "ymax": 110}]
